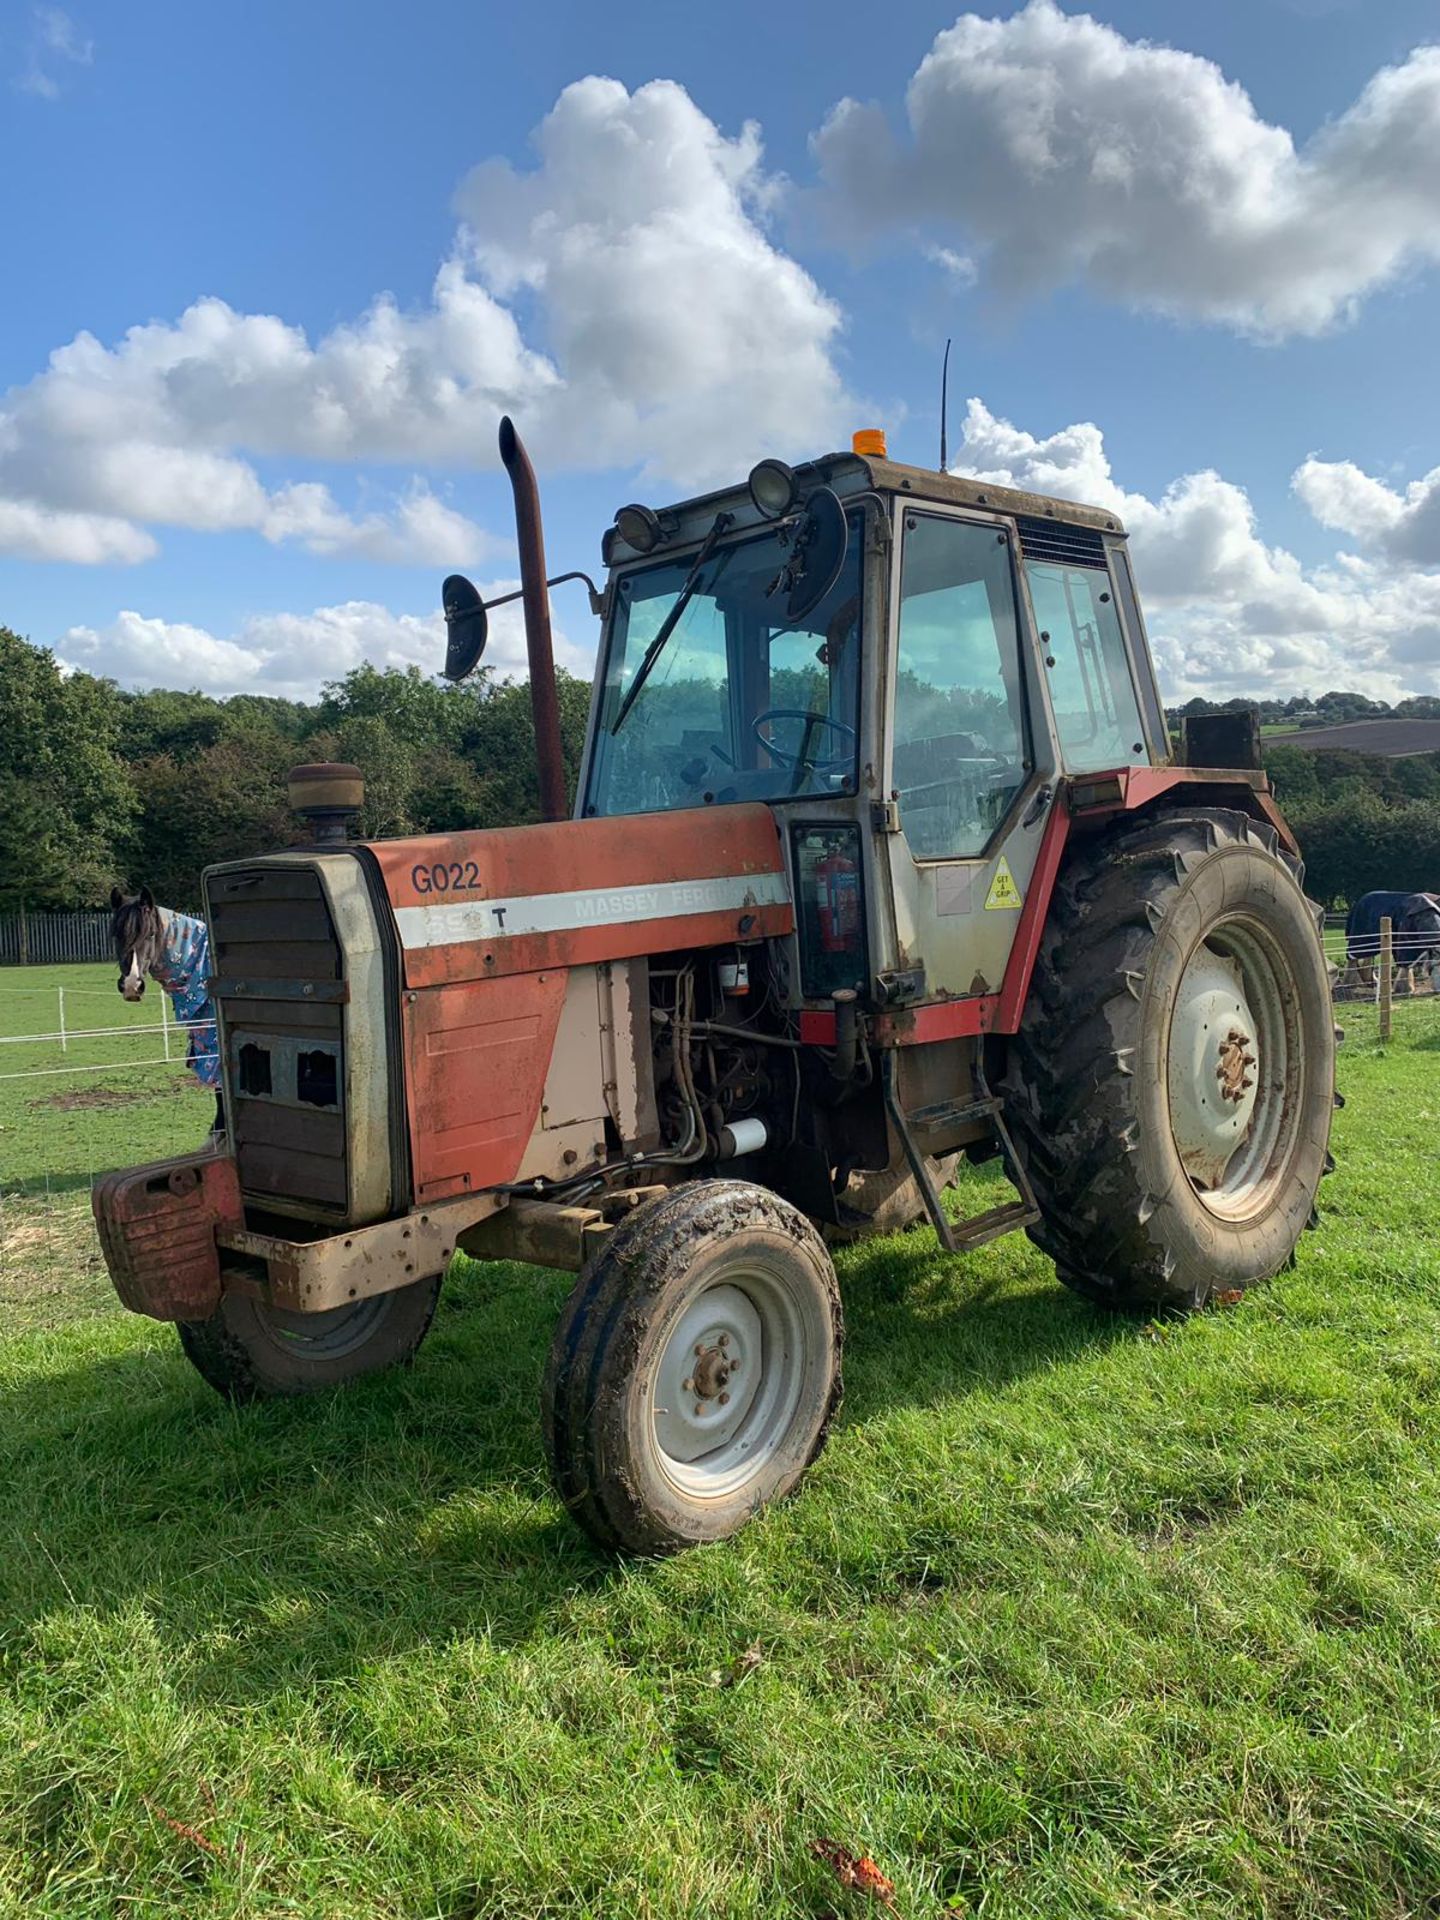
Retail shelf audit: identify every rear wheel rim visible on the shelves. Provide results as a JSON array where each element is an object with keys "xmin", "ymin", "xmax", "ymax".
[
  {"xmin": 1166, "ymin": 913, "xmax": 1303, "ymax": 1221},
  {"xmin": 650, "ymin": 1264, "xmax": 808, "ymax": 1501}
]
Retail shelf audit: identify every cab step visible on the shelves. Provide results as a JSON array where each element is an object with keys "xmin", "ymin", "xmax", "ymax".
[{"xmin": 881, "ymin": 1053, "xmax": 1040, "ymax": 1256}]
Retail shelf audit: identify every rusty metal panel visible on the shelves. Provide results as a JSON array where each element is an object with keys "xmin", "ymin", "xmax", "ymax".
[
  {"xmin": 93, "ymin": 1154, "xmax": 243, "ymax": 1322},
  {"xmin": 367, "ymin": 803, "xmax": 793, "ymax": 988},
  {"xmin": 403, "ymin": 969, "xmax": 569, "ymax": 1200}
]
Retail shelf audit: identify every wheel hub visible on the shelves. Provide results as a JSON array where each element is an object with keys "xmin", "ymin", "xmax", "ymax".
[
  {"xmin": 1168, "ymin": 948, "xmax": 1260, "ymax": 1190},
  {"xmin": 652, "ymin": 1283, "xmax": 762, "ymax": 1466}
]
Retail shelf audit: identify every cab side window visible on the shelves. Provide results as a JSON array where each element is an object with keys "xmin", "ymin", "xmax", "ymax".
[
  {"xmin": 1025, "ymin": 560, "xmax": 1148, "ymax": 774},
  {"xmin": 893, "ymin": 515, "xmax": 1029, "ymax": 860}
]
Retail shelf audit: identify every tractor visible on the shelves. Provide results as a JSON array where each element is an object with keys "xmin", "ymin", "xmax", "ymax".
[{"xmin": 94, "ymin": 420, "xmax": 1337, "ymax": 1553}]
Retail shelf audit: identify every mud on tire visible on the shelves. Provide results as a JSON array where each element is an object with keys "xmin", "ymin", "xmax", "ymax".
[
  {"xmin": 1004, "ymin": 807, "xmax": 1336, "ymax": 1313},
  {"xmin": 178, "ymin": 1273, "xmax": 443, "ymax": 1400},
  {"xmin": 542, "ymin": 1180, "xmax": 843, "ymax": 1554}
]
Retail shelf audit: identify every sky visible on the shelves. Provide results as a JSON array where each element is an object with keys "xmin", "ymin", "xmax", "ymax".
[{"xmin": 3, "ymin": 0, "xmax": 1440, "ymax": 707}]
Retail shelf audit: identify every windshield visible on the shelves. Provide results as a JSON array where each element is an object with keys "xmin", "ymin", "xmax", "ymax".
[{"xmin": 584, "ymin": 519, "xmax": 862, "ymax": 818}]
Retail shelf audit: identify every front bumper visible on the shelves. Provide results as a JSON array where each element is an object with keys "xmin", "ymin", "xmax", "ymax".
[{"xmin": 95, "ymin": 1150, "xmax": 503, "ymax": 1322}]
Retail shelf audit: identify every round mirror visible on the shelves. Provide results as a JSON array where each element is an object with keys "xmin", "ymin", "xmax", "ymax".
[
  {"xmin": 786, "ymin": 487, "xmax": 848, "ymax": 622},
  {"xmin": 441, "ymin": 574, "xmax": 488, "ymax": 682}
]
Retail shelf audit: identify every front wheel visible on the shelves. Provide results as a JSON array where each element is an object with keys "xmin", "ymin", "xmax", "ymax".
[
  {"xmin": 542, "ymin": 1181, "xmax": 843, "ymax": 1553},
  {"xmin": 178, "ymin": 1274, "xmax": 443, "ymax": 1400},
  {"xmin": 1005, "ymin": 807, "xmax": 1336, "ymax": 1313}
]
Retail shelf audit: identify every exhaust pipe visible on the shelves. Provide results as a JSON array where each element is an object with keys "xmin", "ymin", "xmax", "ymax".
[{"xmin": 499, "ymin": 415, "xmax": 568, "ymax": 824}]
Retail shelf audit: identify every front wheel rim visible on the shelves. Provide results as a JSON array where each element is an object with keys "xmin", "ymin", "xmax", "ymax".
[
  {"xmin": 1166, "ymin": 913, "xmax": 1304, "ymax": 1221},
  {"xmin": 254, "ymin": 1294, "xmax": 391, "ymax": 1361},
  {"xmin": 650, "ymin": 1265, "xmax": 809, "ymax": 1502}
]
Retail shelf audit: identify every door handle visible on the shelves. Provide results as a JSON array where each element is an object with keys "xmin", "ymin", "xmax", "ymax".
[{"xmin": 1022, "ymin": 783, "xmax": 1053, "ymax": 829}]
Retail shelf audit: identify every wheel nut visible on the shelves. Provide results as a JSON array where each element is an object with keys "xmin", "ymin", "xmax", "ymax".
[
  {"xmin": 718, "ymin": 1392, "xmax": 730, "ymax": 1406},
  {"xmin": 694, "ymin": 1345, "xmax": 704, "ymax": 1357},
  {"xmin": 730, "ymin": 1357, "xmax": 741, "ymax": 1371},
  {"xmin": 718, "ymin": 1333, "xmax": 730, "ymax": 1348},
  {"xmin": 694, "ymin": 1403, "xmax": 704, "ymax": 1417},
  {"xmin": 682, "ymin": 1377, "xmax": 694, "ymax": 1392}
]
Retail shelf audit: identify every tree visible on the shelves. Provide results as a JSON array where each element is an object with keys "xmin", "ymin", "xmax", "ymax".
[{"xmin": 0, "ymin": 628, "xmax": 135, "ymax": 911}]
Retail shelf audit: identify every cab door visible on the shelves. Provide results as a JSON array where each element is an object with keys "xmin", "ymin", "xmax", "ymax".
[{"xmin": 881, "ymin": 507, "xmax": 1060, "ymax": 1004}]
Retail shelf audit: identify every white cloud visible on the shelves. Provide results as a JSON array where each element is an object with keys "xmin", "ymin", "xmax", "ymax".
[
  {"xmin": 454, "ymin": 77, "xmax": 848, "ymax": 484},
  {"xmin": 55, "ymin": 585, "xmax": 592, "ymax": 702},
  {"xmin": 814, "ymin": 0, "xmax": 1440, "ymax": 337},
  {"xmin": 1, "ymin": 75, "xmax": 851, "ymax": 567},
  {"xmin": 14, "ymin": 5, "xmax": 92, "ymax": 99},
  {"xmin": 951, "ymin": 398, "xmax": 1440, "ymax": 701},
  {"xmin": 0, "ymin": 497, "xmax": 155, "ymax": 565},
  {"xmin": 1294, "ymin": 456, "xmax": 1440, "ymax": 566}
]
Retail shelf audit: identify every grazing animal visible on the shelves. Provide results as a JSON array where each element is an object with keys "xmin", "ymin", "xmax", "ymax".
[
  {"xmin": 1343, "ymin": 889, "xmax": 1440, "ymax": 995},
  {"xmin": 109, "ymin": 887, "xmax": 224, "ymax": 1132}
]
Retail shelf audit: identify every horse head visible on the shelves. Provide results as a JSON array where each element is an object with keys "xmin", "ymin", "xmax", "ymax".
[{"xmin": 110, "ymin": 886, "xmax": 163, "ymax": 1001}]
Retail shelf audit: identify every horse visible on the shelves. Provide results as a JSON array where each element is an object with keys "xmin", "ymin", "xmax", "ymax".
[
  {"xmin": 1343, "ymin": 889, "xmax": 1440, "ymax": 996},
  {"xmin": 109, "ymin": 887, "xmax": 225, "ymax": 1134}
]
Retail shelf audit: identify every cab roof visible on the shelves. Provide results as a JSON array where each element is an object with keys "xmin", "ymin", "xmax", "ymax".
[
  {"xmin": 607, "ymin": 449, "xmax": 1125, "ymax": 566},
  {"xmin": 856, "ymin": 452, "xmax": 1125, "ymax": 538}
]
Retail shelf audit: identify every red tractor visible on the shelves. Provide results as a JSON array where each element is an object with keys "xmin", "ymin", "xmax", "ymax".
[{"xmin": 95, "ymin": 421, "xmax": 1336, "ymax": 1553}]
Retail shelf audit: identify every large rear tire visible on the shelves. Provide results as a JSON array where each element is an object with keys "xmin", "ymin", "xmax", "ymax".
[
  {"xmin": 1004, "ymin": 807, "xmax": 1335, "ymax": 1313},
  {"xmin": 177, "ymin": 1275, "xmax": 443, "ymax": 1400},
  {"xmin": 542, "ymin": 1181, "xmax": 842, "ymax": 1554}
]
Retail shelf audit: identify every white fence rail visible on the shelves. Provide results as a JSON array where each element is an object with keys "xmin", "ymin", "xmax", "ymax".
[{"xmin": 0, "ymin": 985, "xmax": 214, "ymax": 1084}]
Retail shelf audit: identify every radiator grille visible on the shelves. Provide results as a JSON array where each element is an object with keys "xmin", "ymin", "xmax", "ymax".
[
  {"xmin": 207, "ymin": 866, "xmax": 349, "ymax": 1214},
  {"xmin": 1016, "ymin": 516, "xmax": 1109, "ymax": 569}
]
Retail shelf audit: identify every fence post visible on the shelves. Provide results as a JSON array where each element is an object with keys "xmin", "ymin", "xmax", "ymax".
[
  {"xmin": 58, "ymin": 986, "xmax": 67, "ymax": 1054},
  {"xmin": 1379, "ymin": 915, "xmax": 1393, "ymax": 1043},
  {"xmin": 160, "ymin": 991, "xmax": 170, "ymax": 1061}
]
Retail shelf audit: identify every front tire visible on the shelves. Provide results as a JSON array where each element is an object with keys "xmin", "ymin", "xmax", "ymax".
[
  {"xmin": 542, "ymin": 1181, "xmax": 843, "ymax": 1553},
  {"xmin": 178, "ymin": 1274, "xmax": 443, "ymax": 1400},
  {"xmin": 1005, "ymin": 807, "xmax": 1335, "ymax": 1312}
]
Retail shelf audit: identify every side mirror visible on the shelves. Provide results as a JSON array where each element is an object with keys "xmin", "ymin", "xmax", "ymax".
[
  {"xmin": 441, "ymin": 573, "xmax": 488, "ymax": 682},
  {"xmin": 784, "ymin": 487, "xmax": 848, "ymax": 623}
]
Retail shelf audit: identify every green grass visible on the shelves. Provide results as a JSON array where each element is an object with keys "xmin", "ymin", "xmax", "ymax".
[
  {"xmin": 0, "ymin": 963, "xmax": 215, "ymax": 1196},
  {"xmin": 2, "ymin": 975, "xmax": 1440, "ymax": 1916}
]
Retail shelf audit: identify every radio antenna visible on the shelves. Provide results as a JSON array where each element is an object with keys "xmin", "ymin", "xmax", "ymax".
[{"xmin": 939, "ymin": 337, "xmax": 952, "ymax": 471}]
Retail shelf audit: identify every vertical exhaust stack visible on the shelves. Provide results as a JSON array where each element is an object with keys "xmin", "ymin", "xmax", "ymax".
[{"xmin": 499, "ymin": 415, "xmax": 568, "ymax": 824}]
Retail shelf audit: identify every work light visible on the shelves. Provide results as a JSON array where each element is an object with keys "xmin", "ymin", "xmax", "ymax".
[
  {"xmin": 747, "ymin": 458, "xmax": 797, "ymax": 521},
  {"xmin": 615, "ymin": 503, "xmax": 662, "ymax": 554}
]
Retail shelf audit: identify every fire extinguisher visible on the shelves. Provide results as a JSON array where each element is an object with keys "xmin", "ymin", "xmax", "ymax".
[{"xmin": 815, "ymin": 841, "xmax": 861, "ymax": 954}]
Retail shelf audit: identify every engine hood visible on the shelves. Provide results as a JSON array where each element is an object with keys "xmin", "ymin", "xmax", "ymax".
[{"xmin": 366, "ymin": 802, "xmax": 794, "ymax": 989}]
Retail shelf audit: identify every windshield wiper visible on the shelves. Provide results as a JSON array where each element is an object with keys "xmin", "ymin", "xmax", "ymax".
[{"xmin": 610, "ymin": 512, "xmax": 733, "ymax": 736}]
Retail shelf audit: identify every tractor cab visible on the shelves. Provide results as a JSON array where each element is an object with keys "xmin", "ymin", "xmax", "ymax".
[{"xmin": 578, "ymin": 438, "xmax": 1170, "ymax": 1008}]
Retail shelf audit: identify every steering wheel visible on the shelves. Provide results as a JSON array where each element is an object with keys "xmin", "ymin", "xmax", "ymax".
[{"xmin": 752, "ymin": 708, "xmax": 856, "ymax": 772}]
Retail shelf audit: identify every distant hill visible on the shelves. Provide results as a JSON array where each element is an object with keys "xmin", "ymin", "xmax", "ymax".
[{"xmin": 1264, "ymin": 719, "xmax": 1440, "ymax": 757}]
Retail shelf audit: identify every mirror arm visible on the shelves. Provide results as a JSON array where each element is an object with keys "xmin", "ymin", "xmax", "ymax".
[{"xmin": 480, "ymin": 570, "xmax": 608, "ymax": 619}]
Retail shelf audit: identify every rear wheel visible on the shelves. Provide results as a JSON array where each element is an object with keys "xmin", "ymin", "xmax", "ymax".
[
  {"xmin": 1005, "ymin": 807, "xmax": 1335, "ymax": 1312},
  {"xmin": 542, "ymin": 1181, "xmax": 842, "ymax": 1553},
  {"xmin": 178, "ymin": 1275, "xmax": 443, "ymax": 1400}
]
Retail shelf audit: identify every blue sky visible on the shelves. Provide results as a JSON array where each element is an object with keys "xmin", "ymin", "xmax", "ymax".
[{"xmin": 3, "ymin": 0, "xmax": 1439, "ymax": 703}]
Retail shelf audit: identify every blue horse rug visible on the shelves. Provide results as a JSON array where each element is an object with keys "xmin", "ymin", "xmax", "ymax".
[{"xmin": 151, "ymin": 911, "xmax": 221, "ymax": 1091}]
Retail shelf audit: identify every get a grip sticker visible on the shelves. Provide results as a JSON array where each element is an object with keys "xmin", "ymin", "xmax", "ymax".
[{"xmin": 984, "ymin": 856, "xmax": 1024, "ymax": 910}]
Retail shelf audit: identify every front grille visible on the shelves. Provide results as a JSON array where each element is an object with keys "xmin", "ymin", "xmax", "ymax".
[
  {"xmin": 1016, "ymin": 515, "xmax": 1108, "ymax": 569},
  {"xmin": 207, "ymin": 865, "xmax": 349, "ymax": 1214}
]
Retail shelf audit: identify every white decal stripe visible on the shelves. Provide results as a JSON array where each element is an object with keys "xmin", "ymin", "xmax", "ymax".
[{"xmin": 394, "ymin": 870, "xmax": 791, "ymax": 950}]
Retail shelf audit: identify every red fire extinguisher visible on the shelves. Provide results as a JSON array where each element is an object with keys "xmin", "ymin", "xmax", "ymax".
[{"xmin": 815, "ymin": 841, "xmax": 861, "ymax": 954}]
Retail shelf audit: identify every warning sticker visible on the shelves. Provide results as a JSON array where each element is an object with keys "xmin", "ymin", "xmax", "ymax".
[{"xmin": 984, "ymin": 856, "xmax": 1024, "ymax": 911}]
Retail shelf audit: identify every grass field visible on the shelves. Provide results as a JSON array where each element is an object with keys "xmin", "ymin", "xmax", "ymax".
[{"xmin": 2, "ymin": 966, "xmax": 1440, "ymax": 1917}]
